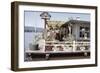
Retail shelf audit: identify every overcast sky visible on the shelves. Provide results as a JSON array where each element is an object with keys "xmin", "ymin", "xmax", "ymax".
[{"xmin": 24, "ymin": 11, "xmax": 90, "ymax": 28}]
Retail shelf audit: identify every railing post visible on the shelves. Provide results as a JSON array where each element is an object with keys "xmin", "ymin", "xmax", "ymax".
[{"xmin": 73, "ymin": 40, "xmax": 76, "ymax": 52}]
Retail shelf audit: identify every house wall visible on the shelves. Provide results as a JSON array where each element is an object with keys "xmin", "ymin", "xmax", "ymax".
[{"xmin": 72, "ymin": 24, "xmax": 79, "ymax": 40}]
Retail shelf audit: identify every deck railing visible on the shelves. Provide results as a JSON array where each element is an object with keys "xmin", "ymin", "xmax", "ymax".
[{"xmin": 45, "ymin": 41, "xmax": 90, "ymax": 52}]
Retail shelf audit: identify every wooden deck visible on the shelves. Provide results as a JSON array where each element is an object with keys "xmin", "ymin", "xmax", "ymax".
[{"xmin": 25, "ymin": 50, "xmax": 90, "ymax": 61}]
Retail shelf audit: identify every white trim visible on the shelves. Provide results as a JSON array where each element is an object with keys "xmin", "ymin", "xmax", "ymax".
[{"xmin": 18, "ymin": 5, "xmax": 96, "ymax": 68}]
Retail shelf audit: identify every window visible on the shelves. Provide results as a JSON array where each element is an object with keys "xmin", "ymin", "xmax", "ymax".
[{"xmin": 79, "ymin": 26, "xmax": 90, "ymax": 38}]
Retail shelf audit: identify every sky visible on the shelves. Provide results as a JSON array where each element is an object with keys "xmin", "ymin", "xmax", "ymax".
[{"xmin": 24, "ymin": 11, "xmax": 90, "ymax": 28}]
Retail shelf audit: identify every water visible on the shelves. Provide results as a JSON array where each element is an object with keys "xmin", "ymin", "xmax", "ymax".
[{"xmin": 24, "ymin": 32, "xmax": 42, "ymax": 50}]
